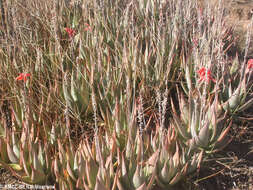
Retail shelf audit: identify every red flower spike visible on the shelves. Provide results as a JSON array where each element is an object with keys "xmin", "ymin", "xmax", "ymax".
[
  {"xmin": 16, "ymin": 73, "xmax": 31, "ymax": 82},
  {"xmin": 247, "ymin": 59, "xmax": 253, "ymax": 70},
  {"xmin": 65, "ymin": 27, "xmax": 76, "ymax": 38},
  {"xmin": 197, "ymin": 67, "xmax": 215, "ymax": 83},
  {"xmin": 84, "ymin": 23, "xmax": 92, "ymax": 32}
]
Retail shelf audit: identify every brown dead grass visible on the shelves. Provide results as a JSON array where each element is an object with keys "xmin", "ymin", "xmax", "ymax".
[{"xmin": 1, "ymin": 1, "xmax": 253, "ymax": 189}]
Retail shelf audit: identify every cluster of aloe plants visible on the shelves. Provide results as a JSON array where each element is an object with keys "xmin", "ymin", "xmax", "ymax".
[{"xmin": 0, "ymin": 0, "xmax": 253, "ymax": 189}]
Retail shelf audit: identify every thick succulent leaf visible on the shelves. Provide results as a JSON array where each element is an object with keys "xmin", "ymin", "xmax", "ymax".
[
  {"xmin": 11, "ymin": 133, "xmax": 20, "ymax": 160},
  {"xmin": 67, "ymin": 160, "xmax": 77, "ymax": 181},
  {"xmin": 7, "ymin": 141, "xmax": 19, "ymax": 163},
  {"xmin": 86, "ymin": 158, "xmax": 98, "ymax": 189},
  {"xmin": 0, "ymin": 138, "xmax": 9, "ymax": 162},
  {"xmin": 132, "ymin": 164, "xmax": 145, "ymax": 189},
  {"xmin": 117, "ymin": 180, "xmax": 126, "ymax": 190},
  {"xmin": 185, "ymin": 65, "xmax": 192, "ymax": 91},
  {"xmin": 94, "ymin": 176, "xmax": 107, "ymax": 190},
  {"xmin": 119, "ymin": 153, "xmax": 131, "ymax": 189},
  {"xmin": 32, "ymin": 148, "xmax": 44, "ymax": 174},
  {"xmin": 237, "ymin": 96, "xmax": 253, "ymax": 112},
  {"xmin": 169, "ymin": 172, "xmax": 182, "ymax": 185},
  {"xmin": 213, "ymin": 126, "xmax": 232, "ymax": 151},
  {"xmin": 70, "ymin": 70, "xmax": 78, "ymax": 102},
  {"xmin": 12, "ymin": 101, "xmax": 23, "ymax": 127},
  {"xmin": 136, "ymin": 183, "xmax": 147, "ymax": 190},
  {"xmin": 62, "ymin": 75, "xmax": 73, "ymax": 106},
  {"xmin": 73, "ymin": 151, "xmax": 79, "ymax": 173},
  {"xmin": 20, "ymin": 148, "xmax": 31, "ymax": 177},
  {"xmin": 179, "ymin": 93, "xmax": 190, "ymax": 125},
  {"xmin": 146, "ymin": 150, "xmax": 159, "ymax": 167},
  {"xmin": 146, "ymin": 169, "xmax": 156, "ymax": 190},
  {"xmin": 30, "ymin": 166, "xmax": 47, "ymax": 184},
  {"xmin": 160, "ymin": 159, "xmax": 171, "ymax": 183},
  {"xmin": 196, "ymin": 122, "xmax": 210, "ymax": 148},
  {"xmin": 155, "ymin": 175, "xmax": 167, "ymax": 189},
  {"xmin": 222, "ymin": 85, "xmax": 241, "ymax": 112},
  {"xmin": 53, "ymin": 158, "xmax": 60, "ymax": 179},
  {"xmin": 188, "ymin": 151, "xmax": 203, "ymax": 174},
  {"xmin": 8, "ymin": 163, "xmax": 22, "ymax": 171},
  {"xmin": 168, "ymin": 159, "xmax": 177, "ymax": 181},
  {"xmin": 215, "ymin": 122, "xmax": 232, "ymax": 144},
  {"xmin": 0, "ymin": 123, "xmax": 5, "ymax": 137},
  {"xmin": 171, "ymin": 112, "xmax": 190, "ymax": 140},
  {"xmin": 230, "ymin": 55, "xmax": 239, "ymax": 75}
]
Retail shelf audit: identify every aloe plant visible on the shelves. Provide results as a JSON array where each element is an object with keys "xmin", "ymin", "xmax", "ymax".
[{"xmin": 1, "ymin": 0, "xmax": 253, "ymax": 189}]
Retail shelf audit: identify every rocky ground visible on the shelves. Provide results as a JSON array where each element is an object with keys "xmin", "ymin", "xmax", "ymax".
[
  {"xmin": 225, "ymin": 0, "xmax": 253, "ymax": 59},
  {"xmin": 188, "ymin": 123, "xmax": 253, "ymax": 190},
  {"xmin": 201, "ymin": 0, "xmax": 253, "ymax": 58}
]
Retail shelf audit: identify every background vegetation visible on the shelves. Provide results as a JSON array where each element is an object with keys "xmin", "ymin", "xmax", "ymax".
[{"xmin": 0, "ymin": 0, "xmax": 253, "ymax": 189}]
